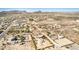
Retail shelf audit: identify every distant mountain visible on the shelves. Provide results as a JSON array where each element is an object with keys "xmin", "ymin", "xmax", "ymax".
[{"xmin": 0, "ymin": 10, "xmax": 27, "ymax": 17}]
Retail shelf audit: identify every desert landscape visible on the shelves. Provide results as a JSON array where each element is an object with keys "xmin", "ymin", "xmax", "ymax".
[{"xmin": 0, "ymin": 10, "xmax": 79, "ymax": 50}]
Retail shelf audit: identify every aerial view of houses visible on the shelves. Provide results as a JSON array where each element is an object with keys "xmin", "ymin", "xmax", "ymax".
[{"xmin": 0, "ymin": 8, "xmax": 79, "ymax": 50}]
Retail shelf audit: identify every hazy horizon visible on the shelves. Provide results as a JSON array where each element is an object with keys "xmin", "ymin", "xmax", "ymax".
[{"xmin": 0, "ymin": 8, "xmax": 79, "ymax": 12}]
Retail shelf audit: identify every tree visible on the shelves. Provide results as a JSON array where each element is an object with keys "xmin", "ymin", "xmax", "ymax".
[{"xmin": 29, "ymin": 18, "xmax": 34, "ymax": 21}]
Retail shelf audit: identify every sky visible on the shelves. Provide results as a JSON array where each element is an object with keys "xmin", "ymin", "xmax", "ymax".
[{"xmin": 0, "ymin": 8, "xmax": 79, "ymax": 12}]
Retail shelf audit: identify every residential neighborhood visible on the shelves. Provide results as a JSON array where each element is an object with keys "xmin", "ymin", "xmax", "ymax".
[{"xmin": 0, "ymin": 9, "xmax": 79, "ymax": 50}]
